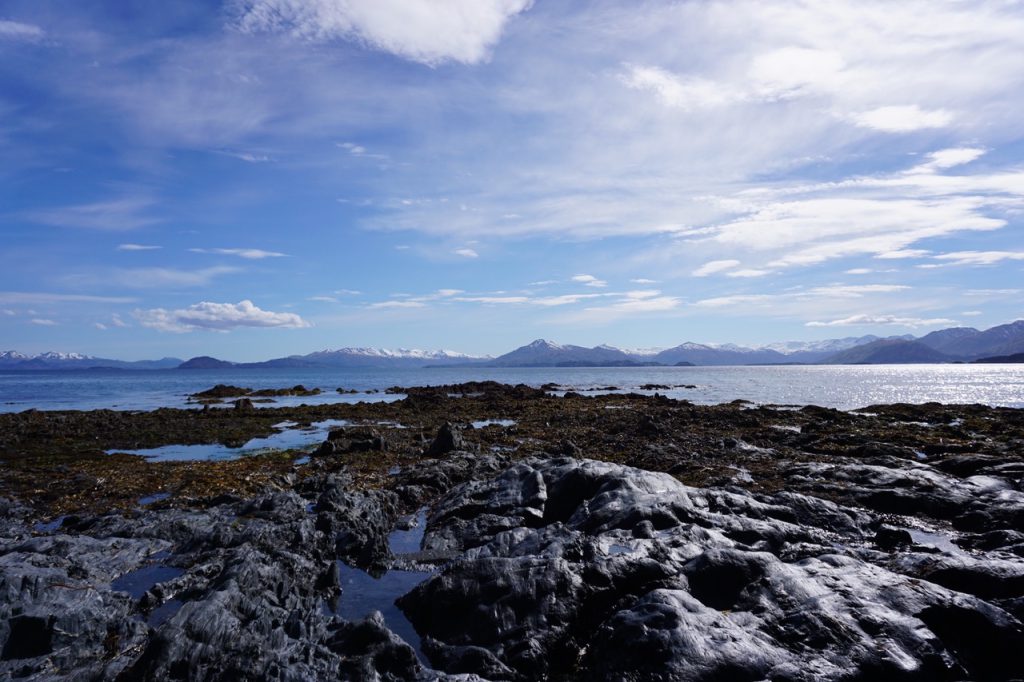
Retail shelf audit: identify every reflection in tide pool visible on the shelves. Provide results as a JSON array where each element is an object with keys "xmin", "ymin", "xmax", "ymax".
[
  {"xmin": 333, "ymin": 509, "xmax": 432, "ymax": 662},
  {"xmin": 471, "ymin": 419, "xmax": 516, "ymax": 428},
  {"xmin": 111, "ymin": 564, "xmax": 184, "ymax": 599},
  {"xmin": 108, "ymin": 419, "xmax": 349, "ymax": 462}
]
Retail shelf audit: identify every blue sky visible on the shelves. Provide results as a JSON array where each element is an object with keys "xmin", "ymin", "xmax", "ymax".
[{"xmin": 2, "ymin": 0, "xmax": 1023, "ymax": 360}]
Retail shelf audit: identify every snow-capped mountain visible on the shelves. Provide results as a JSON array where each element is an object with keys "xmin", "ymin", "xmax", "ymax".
[
  {"xmin": 35, "ymin": 351, "xmax": 94, "ymax": 361},
  {"xmin": 761, "ymin": 335, "xmax": 890, "ymax": 355},
  {"xmin": 288, "ymin": 347, "xmax": 490, "ymax": 368},
  {"xmin": 315, "ymin": 347, "xmax": 482, "ymax": 360},
  {"xmin": 491, "ymin": 339, "xmax": 656, "ymax": 367},
  {"xmin": 0, "ymin": 351, "xmax": 181, "ymax": 370}
]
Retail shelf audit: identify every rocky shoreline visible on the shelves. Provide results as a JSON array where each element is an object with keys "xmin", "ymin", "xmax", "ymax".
[{"xmin": 1, "ymin": 382, "xmax": 1023, "ymax": 680}]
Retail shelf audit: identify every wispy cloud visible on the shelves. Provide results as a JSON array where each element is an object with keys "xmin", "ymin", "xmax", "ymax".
[
  {"xmin": 28, "ymin": 197, "xmax": 157, "ymax": 231},
  {"xmin": 233, "ymin": 0, "xmax": 533, "ymax": 65},
  {"xmin": 65, "ymin": 266, "xmax": 241, "ymax": 289},
  {"xmin": 190, "ymin": 247, "xmax": 288, "ymax": 259},
  {"xmin": 725, "ymin": 268, "xmax": 772, "ymax": 278},
  {"xmin": 453, "ymin": 295, "xmax": 531, "ymax": 304},
  {"xmin": 623, "ymin": 65, "xmax": 742, "ymax": 111},
  {"xmin": 693, "ymin": 259, "xmax": 740, "ymax": 277},
  {"xmin": 0, "ymin": 292, "xmax": 138, "ymax": 304},
  {"xmin": 0, "ymin": 19, "xmax": 44, "ymax": 41},
  {"xmin": 134, "ymin": 300, "xmax": 310, "ymax": 332},
  {"xmin": 369, "ymin": 300, "xmax": 427, "ymax": 309},
  {"xmin": 850, "ymin": 105, "xmax": 953, "ymax": 133},
  {"xmin": 915, "ymin": 148, "xmax": 986, "ymax": 172},
  {"xmin": 218, "ymin": 150, "xmax": 271, "ymax": 163},
  {"xmin": 30, "ymin": 318, "xmax": 58, "ymax": 326},
  {"xmin": 571, "ymin": 274, "xmax": 607, "ymax": 288},
  {"xmin": 807, "ymin": 284, "xmax": 909, "ymax": 297},
  {"xmin": 928, "ymin": 251, "xmax": 1024, "ymax": 267},
  {"xmin": 806, "ymin": 314, "xmax": 957, "ymax": 328},
  {"xmin": 454, "ymin": 248, "xmax": 479, "ymax": 258},
  {"xmin": 117, "ymin": 243, "xmax": 162, "ymax": 251}
]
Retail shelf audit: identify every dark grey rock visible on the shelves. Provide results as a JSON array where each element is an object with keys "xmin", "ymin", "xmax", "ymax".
[
  {"xmin": 424, "ymin": 422, "xmax": 468, "ymax": 458},
  {"xmin": 398, "ymin": 458, "xmax": 1024, "ymax": 681}
]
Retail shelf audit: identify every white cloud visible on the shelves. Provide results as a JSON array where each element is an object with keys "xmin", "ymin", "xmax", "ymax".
[
  {"xmin": 309, "ymin": 295, "xmax": 340, "ymax": 303},
  {"xmin": 454, "ymin": 248, "xmax": 479, "ymax": 258},
  {"xmin": 30, "ymin": 318, "xmax": 58, "ymax": 326},
  {"xmin": 962, "ymin": 310, "xmax": 983, "ymax": 316},
  {"xmin": 851, "ymin": 105, "xmax": 953, "ymax": 133},
  {"xmin": 623, "ymin": 66, "xmax": 742, "ymax": 110},
  {"xmin": 692, "ymin": 283, "xmax": 914, "ymax": 312},
  {"xmin": 234, "ymin": 0, "xmax": 533, "ymax": 65},
  {"xmin": 81, "ymin": 266, "xmax": 241, "ymax": 289},
  {"xmin": 93, "ymin": 315, "xmax": 128, "ymax": 331},
  {"xmin": 916, "ymin": 147, "xmax": 986, "ymax": 172},
  {"xmin": 930, "ymin": 251, "xmax": 1024, "ymax": 266},
  {"xmin": 630, "ymin": 278, "xmax": 658, "ymax": 284},
  {"xmin": 533, "ymin": 293, "xmax": 608, "ymax": 306},
  {"xmin": 623, "ymin": 290, "xmax": 661, "ymax": 300},
  {"xmin": 368, "ymin": 300, "xmax": 428, "ymax": 309},
  {"xmin": 339, "ymin": 142, "xmax": 366, "ymax": 154},
  {"xmin": 692, "ymin": 259, "xmax": 741, "ymax": 277},
  {"xmin": 710, "ymin": 193, "xmax": 1006, "ymax": 270},
  {"xmin": 334, "ymin": 289, "xmax": 363, "ymax": 296},
  {"xmin": 749, "ymin": 47, "xmax": 845, "ymax": 99},
  {"xmin": 135, "ymin": 300, "xmax": 310, "ymax": 332},
  {"xmin": 390, "ymin": 288, "xmax": 467, "ymax": 305},
  {"xmin": 575, "ymin": 295, "xmax": 682, "ymax": 322},
  {"xmin": 806, "ymin": 314, "xmax": 956, "ymax": 328},
  {"xmin": 220, "ymin": 150, "xmax": 271, "ymax": 163},
  {"xmin": 190, "ymin": 247, "xmax": 288, "ymax": 259},
  {"xmin": 571, "ymin": 274, "xmax": 607, "ymax": 288},
  {"xmin": 845, "ymin": 268, "xmax": 872, "ymax": 275},
  {"xmin": 694, "ymin": 294, "xmax": 773, "ymax": 308},
  {"xmin": 806, "ymin": 284, "xmax": 909, "ymax": 297},
  {"xmin": 965, "ymin": 288, "xmax": 1021, "ymax": 297},
  {"xmin": 117, "ymin": 243, "xmax": 162, "ymax": 251},
  {"xmin": 0, "ymin": 292, "xmax": 138, "ymax": 304},
  {"xmin": 454, "ymin": 295, "xmax": 530, "ymax": 304},
  {"xmin": 0, "ymin": 19, "xmax": 44, "ymax": 41},
  {"xmin": 725, "ymin": 268, "xmax": 773, "ymax": 278},
  {"xmin": 875, "ymin": 249, "xmax": 930, "ymax": 260},
  {"xmin": 28, "ymin": 198, "xmax": 158, "ymax": 231}
]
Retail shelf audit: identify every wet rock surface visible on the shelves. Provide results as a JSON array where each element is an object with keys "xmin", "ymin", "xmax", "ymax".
[{"xmin": 0, "ymin": 383, "xmax": 1022, "ymax": 680}]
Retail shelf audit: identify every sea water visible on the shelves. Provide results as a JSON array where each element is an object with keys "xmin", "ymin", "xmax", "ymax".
[{"xmin": 2, "ymin": 364, "xmax": 1023, "ymax": 413}]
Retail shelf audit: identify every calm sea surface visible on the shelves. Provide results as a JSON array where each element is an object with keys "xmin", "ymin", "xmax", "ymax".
[{"xmin": 1, "ymin": 365, "xmax": 1023, "ymax": 413}]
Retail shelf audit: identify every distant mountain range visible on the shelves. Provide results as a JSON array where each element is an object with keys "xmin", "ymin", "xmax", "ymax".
[
  {"xmin": 4, "ymin": 320, "xmax": 1024, "ymax": 370},
  {"xmin": 175, "ymin": 348, "xmax": 486, "ymax": 370},
  {"xmin": 0, "ymin": 351, "xmax": 183, "ymax": 370}
]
